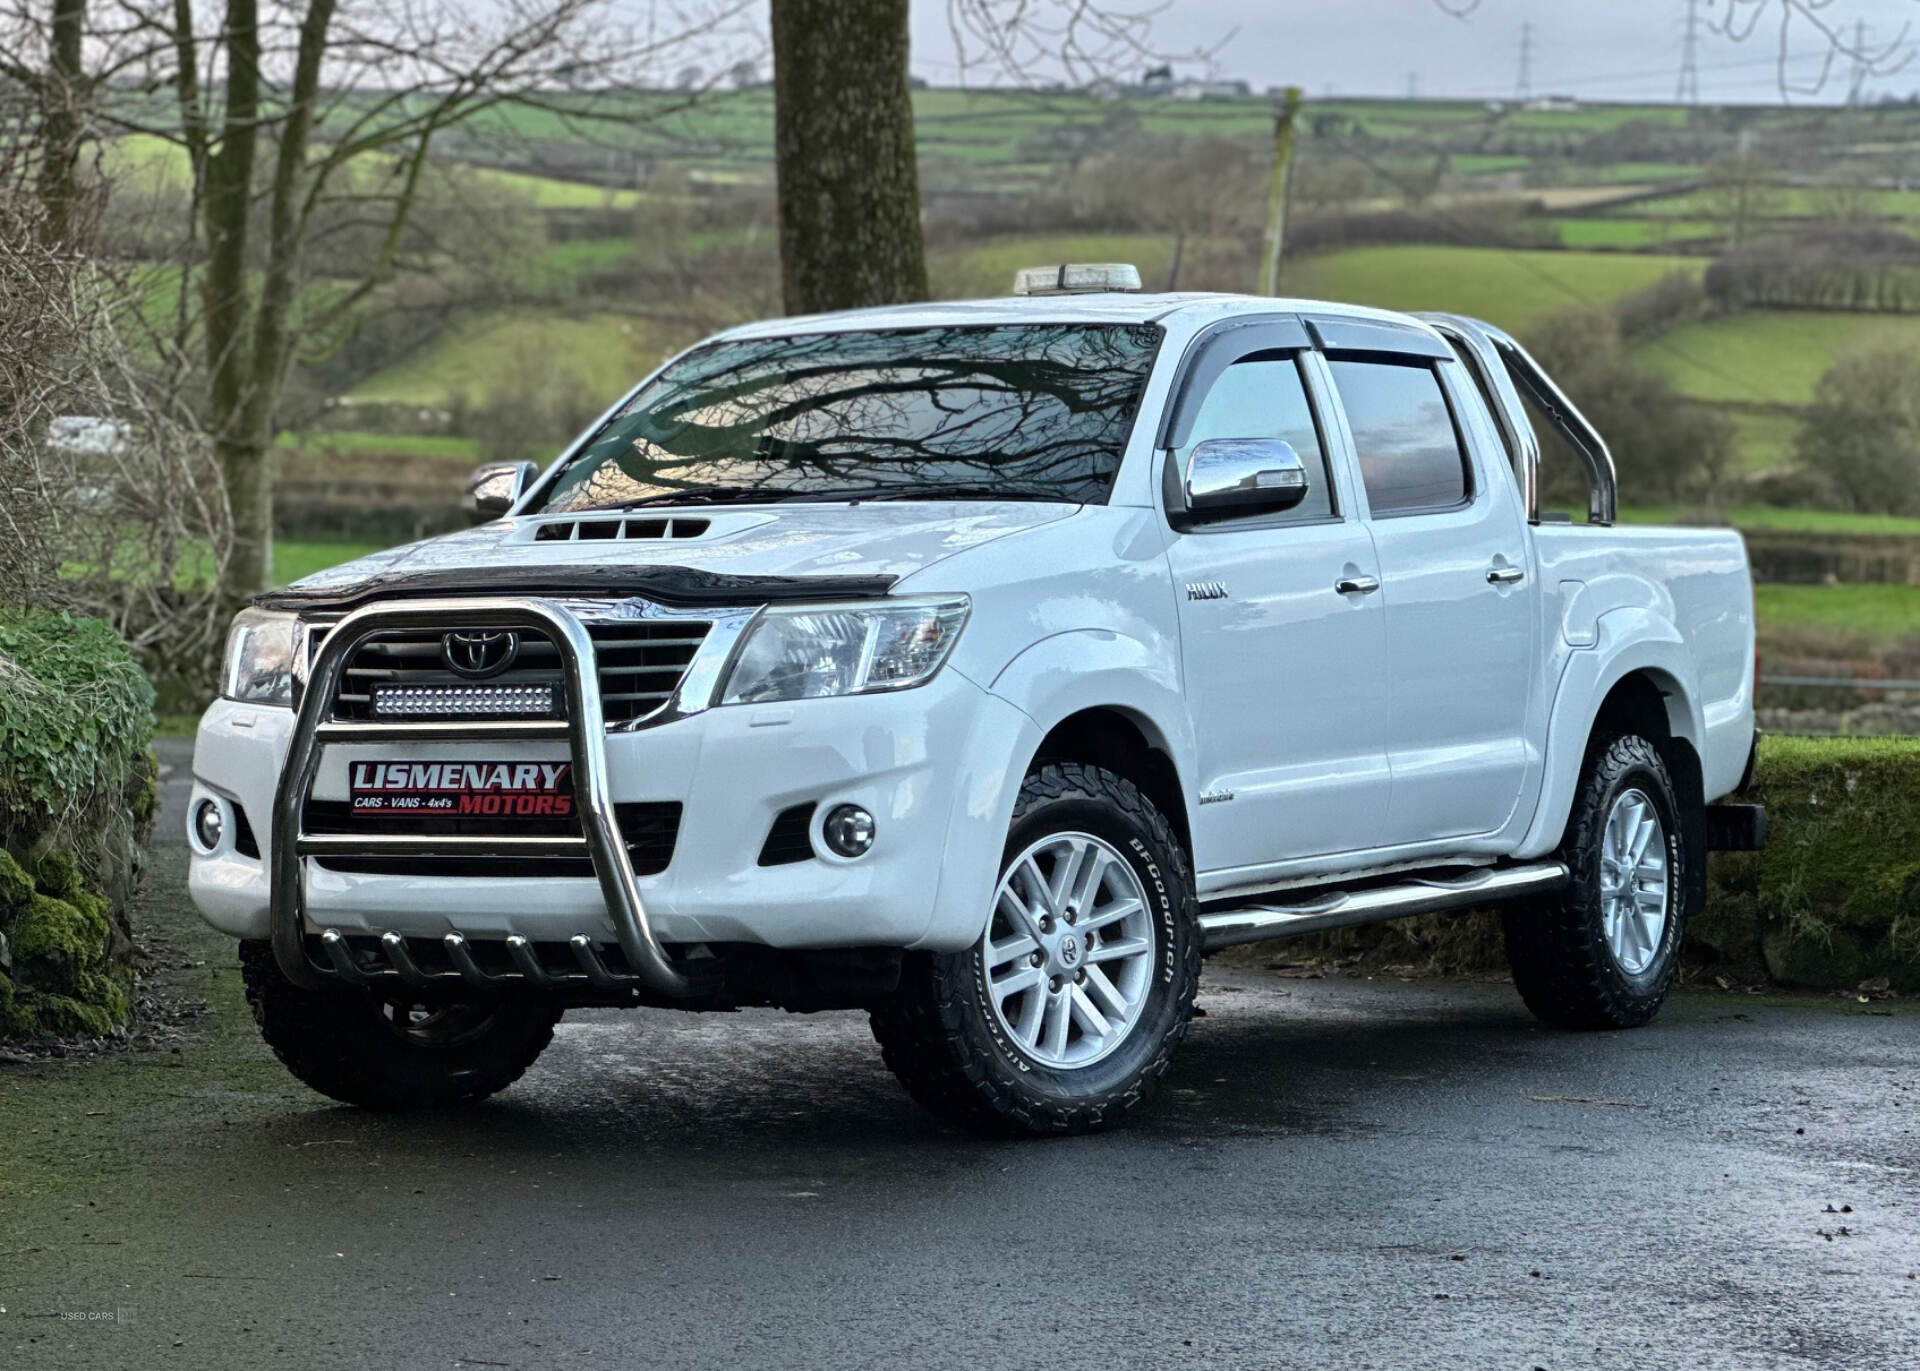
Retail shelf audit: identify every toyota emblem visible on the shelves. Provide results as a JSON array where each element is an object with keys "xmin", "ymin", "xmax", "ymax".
[{"xmin": 442, "ymin": 630, "xmax": 520, "ymax": 679}]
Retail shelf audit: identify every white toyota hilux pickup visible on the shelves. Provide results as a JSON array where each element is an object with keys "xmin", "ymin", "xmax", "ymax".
[{"xmin": 188, "ymin": 267, "xmax": 1766, "ymax": 1136}]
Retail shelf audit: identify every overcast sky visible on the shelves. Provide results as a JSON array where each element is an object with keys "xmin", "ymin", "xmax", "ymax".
[{"xmin": 906, "ymin": 0, "xmax": 1920, "ymax": 104}]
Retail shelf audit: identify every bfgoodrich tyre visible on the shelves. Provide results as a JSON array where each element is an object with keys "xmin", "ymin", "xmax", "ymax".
[
  {"xmin": 1503, "ymin": 733, "xmax": 1689, "ymax": 1030},
  {"xmin": 870, "ymin": 762, "xmax": 1202, "ymax": 1137}
]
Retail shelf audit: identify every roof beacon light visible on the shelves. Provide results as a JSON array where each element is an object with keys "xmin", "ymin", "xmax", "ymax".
[{"xmin": 1012, "ymin": 263, "xmax": 1143, "ymax": 297}]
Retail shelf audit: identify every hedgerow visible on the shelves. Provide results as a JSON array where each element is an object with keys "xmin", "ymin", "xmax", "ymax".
[{"xmin": 0, "ymin": 611, "xmax": 156, "ymax": 842}]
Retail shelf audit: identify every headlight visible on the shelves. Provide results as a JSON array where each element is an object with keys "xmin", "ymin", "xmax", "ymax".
[
  {"xmin": 717, "ymin": 596, "xmax": 970, "ymax": 706},
  {"xmin": 221, "ymin": 608, "xmax": 299, "ymax": 707}
]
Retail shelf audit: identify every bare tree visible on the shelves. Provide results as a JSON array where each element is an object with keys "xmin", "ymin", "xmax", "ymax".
[
  {"xmin": 0, "ymin": 71, "xmax": 229, "ymax": 678},
  {"xmin": 1706, "ymin": 0, "xmax": 1917, "ymax": 99},
  {"xmin": 1, "ymin": 0, "xmax": 751, "ymax": 595}
]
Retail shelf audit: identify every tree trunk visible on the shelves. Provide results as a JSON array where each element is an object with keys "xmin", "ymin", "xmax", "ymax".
[
  {"xmin": 220, "ymin": 435, "xmax": 274, "ymax": 593},
  {"xmin": 771, "ymin": 0, "xmax": 927, "ymax": 314},
  {"xmin": 36, "ymin": 0, "xmax": 88, "ymax": 247},
  {"xmin": 202, "ymin": 0, "xmax": 266, "ymax": 591}
]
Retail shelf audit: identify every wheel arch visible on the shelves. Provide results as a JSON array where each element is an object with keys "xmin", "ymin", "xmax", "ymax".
[
  {"xmin": 1028, "ymin": 705, "xmax": 1193, "ymax": 861},
  {"xmin": 986, "ymin": 629, "xmax": 1196, "ymax": 856},
  {"xmin": 1516, "ymin": 610, "xmax": 1706, "ymax": 862}
]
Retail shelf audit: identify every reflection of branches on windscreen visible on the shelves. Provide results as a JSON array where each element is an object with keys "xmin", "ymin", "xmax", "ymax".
[{"xmin": 543, "ymin": 325, "xmax": 1161, "ymax": 512}]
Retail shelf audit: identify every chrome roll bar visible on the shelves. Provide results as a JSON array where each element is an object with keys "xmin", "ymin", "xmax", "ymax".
[
  {"xmin": 270, "ymin": 596, "xmax": 695, "ymax": 998},
  {"xmin": 1417, "ymin": 312, "xmax": 1617, "ymax": 527}
]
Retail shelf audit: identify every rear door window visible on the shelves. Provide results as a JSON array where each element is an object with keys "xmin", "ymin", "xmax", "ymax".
[{"xmin": 1328, "ymin": 358, "xmax": 1472, "ymax": 516}]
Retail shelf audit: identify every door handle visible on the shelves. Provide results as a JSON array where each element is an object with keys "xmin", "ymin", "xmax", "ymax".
[
  {"xmin": 1486, "ymin": 566, "xmax": 1526, "ymax": 586},
  {"xmin": 1335, "ymin": 574, "xmax": 1381, "ymax": 596}
]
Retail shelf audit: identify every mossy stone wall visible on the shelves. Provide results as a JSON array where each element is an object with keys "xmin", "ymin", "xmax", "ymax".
[
  {"xmin": 1697, "ymin": 736, "xmax": 1920, "ymax": 991},
  {"xmin": 1, "ymin": 611, "xmax": 154, "ymax": 1041}
]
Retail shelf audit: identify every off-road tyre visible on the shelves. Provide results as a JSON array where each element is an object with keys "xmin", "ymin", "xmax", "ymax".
[
  {"xmin": 239, "ymin": 941, "xmax": 561, "ymax": 1109},
  {"xmin": 870, "ymin": 763, "xmax": 1202, "ymax": 1138},
  {"xmin": 1502, "ymin": 733, "xmax": 1689, "ymax": 1030}
]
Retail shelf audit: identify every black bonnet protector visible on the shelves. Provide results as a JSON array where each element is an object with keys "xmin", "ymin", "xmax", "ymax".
[{"xmin": 253, "ymin": 562, "xmax": 899, "ymax": 613}]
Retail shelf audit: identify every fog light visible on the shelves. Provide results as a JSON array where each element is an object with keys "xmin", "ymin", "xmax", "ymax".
[
  {"xmin": 822, "ymin": 804, "xmax": 875, "ymax": 858},
  {"xmin": 192, "ymin": 798, "xmax": 225, "ymax": 852}
]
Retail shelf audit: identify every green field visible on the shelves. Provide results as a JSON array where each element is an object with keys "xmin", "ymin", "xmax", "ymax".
[
  {"xmin": 1553, "ymin": 217, "xmax": 1718, "ymax": 248},
  {"xmin": 348, "ymin": 309, "xmax": 681, "ymax": 407},
  {"xmin": 275, "ymin": 539, "xmax": 384, "ymax": 584},
  {"xmin": 1619, "ymin": 185, "xmax": 1920, "ymax": 221},
  {"xmin": 1754, "ymin": 583, "xmax": 1920, "ymax": 645},
  {"xmin": 1619, "ymin": 503, "xmax": 1920, "ymax": 535},
  {"xmin": 1635, "ymin": 311, "xmax": 1920, "ymax": 405},
  {"xmin": 274, "ymin": 429, "xmax": 480, "ymax": 461},
  {"xmin": 1724, "ymin": 409, "xmax": 1802, "ymax": 473},
  {"xmin": 1275, "ymin": 246, "xmax": 1704, "ymax": 334}
]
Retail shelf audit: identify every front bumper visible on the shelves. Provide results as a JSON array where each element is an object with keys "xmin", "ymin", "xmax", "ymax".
[{"xmin": 188, "ymin": 646, "xmax": 1038, "ymax": 962}]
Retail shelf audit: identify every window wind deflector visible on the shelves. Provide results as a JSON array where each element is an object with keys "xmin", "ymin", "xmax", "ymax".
[
  {"xmin": 1305, "ymin": 316, "xmax": 1455, "ymax": 360},
  {"xmin": 1156, "ymin": 316, "xmax": 1312, "ymax": 451}
]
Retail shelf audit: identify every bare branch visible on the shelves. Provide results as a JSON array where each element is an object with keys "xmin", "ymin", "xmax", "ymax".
[{"xmin": 944, "ymin": 0, "xmax": 1224, "ymax": 84}]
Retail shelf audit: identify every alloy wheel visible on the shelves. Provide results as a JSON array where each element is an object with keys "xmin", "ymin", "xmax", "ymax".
[
  {"xmin": 1599, "ymin": 787, "xmax": 1670, "ymax": 977},
  {"xmin": 981, "ymin": 832, "xmax": 1156, "ymax": 1069}
]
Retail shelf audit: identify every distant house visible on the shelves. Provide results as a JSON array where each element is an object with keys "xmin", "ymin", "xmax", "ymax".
[
  {"xmin": 1170, "ymin": 79, "xmax": 1251, "ymax": 101},
  {"xmin": 1523, "ymin": 95, "xmax": 1580, "ymax": 113}
]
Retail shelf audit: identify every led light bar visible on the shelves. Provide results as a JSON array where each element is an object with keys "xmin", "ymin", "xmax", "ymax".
[{"xmin": 371, "ymin": 683, "xmax": 556, "ymax": 718}]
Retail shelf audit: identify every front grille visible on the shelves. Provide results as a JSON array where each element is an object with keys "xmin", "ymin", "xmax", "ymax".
[
  {"xmin": 312, "ymin": 619, "xmax": 710, "ymax": 725},
  {"xmin": 303, "ymin": 799, "xmax": 681, "ymax": 878}
]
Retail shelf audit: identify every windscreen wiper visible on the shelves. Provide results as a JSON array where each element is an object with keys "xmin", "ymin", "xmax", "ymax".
[
  {"xmin": 830, "ymin": 483, "xmax": 1071, "ymax": 503},
  {"xmin": 598, "ymin": 482, "xmax": 1074, "ymax": 510},
  {"xmin": 606, "ymin": 485, "xmax": 814, "ymax": 509}
]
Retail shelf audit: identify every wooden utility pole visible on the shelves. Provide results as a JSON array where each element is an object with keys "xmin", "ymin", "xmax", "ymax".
[{"xmin": 1258, "ymin": 87, "xmax": 1303, "ymax": 297}]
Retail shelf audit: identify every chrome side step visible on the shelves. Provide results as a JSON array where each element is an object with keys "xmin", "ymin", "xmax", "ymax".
[{"xmin": 1197, "ymin": 862, "xmax": 1568, "ymax": 953}]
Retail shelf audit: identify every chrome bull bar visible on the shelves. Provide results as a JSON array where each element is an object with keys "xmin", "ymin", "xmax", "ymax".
[{"xmin": 270, "ymin": 596, "xmax": 696, "ymax": 998}]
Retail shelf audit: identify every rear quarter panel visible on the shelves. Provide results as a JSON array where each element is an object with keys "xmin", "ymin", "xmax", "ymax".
[{"xmin": 1515, "ymin": 524, "xmax": 1756, "ymax": 858}]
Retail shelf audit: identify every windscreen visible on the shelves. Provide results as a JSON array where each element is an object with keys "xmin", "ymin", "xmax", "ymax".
[{"xmin": 532, "ymin": 322, "xmax": 1164, "ymax": 514}]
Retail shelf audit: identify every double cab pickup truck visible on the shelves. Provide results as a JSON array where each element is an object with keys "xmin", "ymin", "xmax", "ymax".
[{"xmin": 188, "ymin": 266, "xmax": 1765, "ymax": 1136}]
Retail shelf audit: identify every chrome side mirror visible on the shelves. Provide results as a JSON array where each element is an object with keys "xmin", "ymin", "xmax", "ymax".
[
  {"xmin": 1176, "ymin": 438, "xmax": 1310, "ymax": 526},
  {"xmin": 463, "ymin": 460, "xmax": 539, "ymax": 520}
]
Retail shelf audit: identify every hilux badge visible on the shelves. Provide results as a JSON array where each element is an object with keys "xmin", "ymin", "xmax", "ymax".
[{"xmin": 442, "ymin": 629, "xmax": 520, "ymax": 679}]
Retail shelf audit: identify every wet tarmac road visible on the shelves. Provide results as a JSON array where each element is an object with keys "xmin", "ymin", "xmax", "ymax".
[{"xmin": 2, "ymin": 739, "xmax": 1916, "ymax": 1370}]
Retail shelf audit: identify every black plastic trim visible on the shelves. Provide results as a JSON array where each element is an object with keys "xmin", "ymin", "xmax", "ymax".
[
  {"xmin": 758, "ymin": 803, "xmax": 818, "ymax": 866},
  {"xmin": 255, "ymin": 564, "xmax": 898, "ymax": 613},
  {"xmin": 1705, "ymin": 803, "xmax": 1769, "ymax": 852},
  {"xmin": 231, "ymin": 803, "xmax": 261, "ymax": 860}
]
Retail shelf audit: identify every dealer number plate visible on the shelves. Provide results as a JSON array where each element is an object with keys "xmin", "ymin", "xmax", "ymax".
[{"xmin": 348, "ymin": 760, "xmax": 574, "ymax": 817}]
